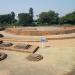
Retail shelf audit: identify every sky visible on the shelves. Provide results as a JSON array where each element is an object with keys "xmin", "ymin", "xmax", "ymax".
[{"xmin": 0, "ymin": 0, "xmax": 75, "ymax": 19}]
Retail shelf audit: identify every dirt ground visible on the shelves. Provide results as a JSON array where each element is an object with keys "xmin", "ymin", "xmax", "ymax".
[
  {"xmin": 0, "ymin": 27, "xmax": 75, "ymax": 75},
  {"xmin": 0, "ymin": 39, "xmax": 75, "ymax": 75},
  {"xmin": 6, "ymin": 26, "xmax": 75, "ymax": 35}
]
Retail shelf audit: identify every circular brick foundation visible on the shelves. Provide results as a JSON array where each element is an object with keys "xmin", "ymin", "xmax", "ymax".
[{"xmin": 6, "ymin": 26, "xmax": 75, "ymax": 36}]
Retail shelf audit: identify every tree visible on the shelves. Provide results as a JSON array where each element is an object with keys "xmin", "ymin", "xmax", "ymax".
[
  {"xmin": 0, "ymin": 12, "xmax": 16, "ymax": 27},
  {"xmin": 60, "ymin": 11, "xmax": 75, "ymax": 24},
  {"xmin": 38, "ymin": 10, "xmax": 59, "ymax": 25},
  {"xmin": 18, "ymin": 13, "xmax": 33, "ymax": 26},
  {"xmin": 18, "ymin": 8, "xmax": 34, "ymax": 26},
  {"xmin": 29, "ymin": 8, "xmax": 34, "ymax": 24},
  {"xmin": 11, "ymin": 11, "xmax": 16, "ymax": 23},
  {"xmin": 0, "ymin": 14, "xmax": 12, "ymax": 25}
]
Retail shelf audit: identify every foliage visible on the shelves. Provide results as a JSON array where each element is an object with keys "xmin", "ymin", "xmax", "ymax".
[
  {"xmin": 38, "ymin": 10, "xmax": 59, "ymax": 25},
  {"xmin": 29, "ymin": 8, "xmax": 34, "ymax": 24},
  {"xmin": 18, "ymin": 8, "xmax": 34, "ymax": 26},
  {"xmin": 0, "ymin": 11, "xmax": 16, "ymax": 27},
  {"xmin": 0, "ymin": 8, "xmax": 75, "ymax": 26},
  {"xmin": 29, "ymin": 8, "xmax": 33, "ymax": 19},
  {"xmin": 18, "ymin": 13, "xmax": 33, "ymax": 26},
  {"xmin": 60, "ymin": 11, "xmax": 75, "ymax": 24},
  {"xmin": 11, "ymin": 11, "xmax": 16, "ymax": 23}
]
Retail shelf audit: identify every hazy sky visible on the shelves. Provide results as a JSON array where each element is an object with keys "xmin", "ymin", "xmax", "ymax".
[{"xmin": 0, "ymin": 0, "xmax": 75, "ymax": 18}]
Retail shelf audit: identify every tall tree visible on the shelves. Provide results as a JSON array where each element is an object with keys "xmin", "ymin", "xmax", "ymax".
[
  {"xmin": 11, "ymin": 11, "xmax": 16, "ymax": 23},
  {"xmin": 18, "ymin": 13, "xmax": 32, "ymax": 26},
  {"xmin": 0, "ymin": 12, "xmax": 17, "ymax": 27},
  {"xmin": 0, "ymin": 14, "xmax": 12, "ymax": 25},
  {"xmin": 29, "ymin": 8, "xmax": 33, "ymax": 24}
]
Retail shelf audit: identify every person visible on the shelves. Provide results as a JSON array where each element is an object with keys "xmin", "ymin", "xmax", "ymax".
[{"xmin": 40, "ymin": 36, "xmax": 47, "ymax": 48}]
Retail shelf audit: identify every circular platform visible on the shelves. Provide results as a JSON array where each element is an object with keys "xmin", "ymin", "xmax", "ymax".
[{"xmin": 6, "ymin": 26, "xmax": 75, "ymax": 36}]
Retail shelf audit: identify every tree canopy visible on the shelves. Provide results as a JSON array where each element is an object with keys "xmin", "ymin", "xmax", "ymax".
[
  {"xmin": 60, "ymin": 11, "xmax": 75, "ymax": 24},
  {"xmin": 18, "ymin": 13, "xmax": 33, "ymax": 26},
  {"xmin": 38, "ymin": 10, "xmax": 59, "ymax": 25},
  {"xmin": 0, "ymin": 11, "xmax": 16, "ymax": 26},
  {"xmin": 0, "ymin": 8, "xmax": 75, "ymax": 27}
]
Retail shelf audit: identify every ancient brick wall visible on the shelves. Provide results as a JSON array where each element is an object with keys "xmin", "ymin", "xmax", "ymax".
[{"xmin": 6, "ymin": 26, "xmax": 75, "ymax": 36}]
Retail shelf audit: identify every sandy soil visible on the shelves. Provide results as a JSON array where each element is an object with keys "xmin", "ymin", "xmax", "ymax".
[
  {"xmin": 0, "ymin": 39, "xmax": 75, "ymax": 75},
  {"xmin": 0, "ymin": 28, "xmax": 75, "ymax": 75}
]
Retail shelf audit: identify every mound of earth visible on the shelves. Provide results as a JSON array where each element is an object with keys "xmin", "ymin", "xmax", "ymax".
[
  {"xmin": 14, "ymin": 44, "xmax": 32, "ymax": 49},
  {"xmin": 26, "ymin": 53, "xmax": 43, "ymax": 61},
  {"xmin": 0, "ymin": 34, "xmax": 4, "ymax": 37},
  {"xmin": 0, "ymin": 42, "xmax": 13, "ymax": 47},
  {"xmin": 0, "ymin": 40, "xmax": 3, "ymax": 44},
  {"xmin": 0, "ymin": 52, "xmax": 7, "ymax": 61}
]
